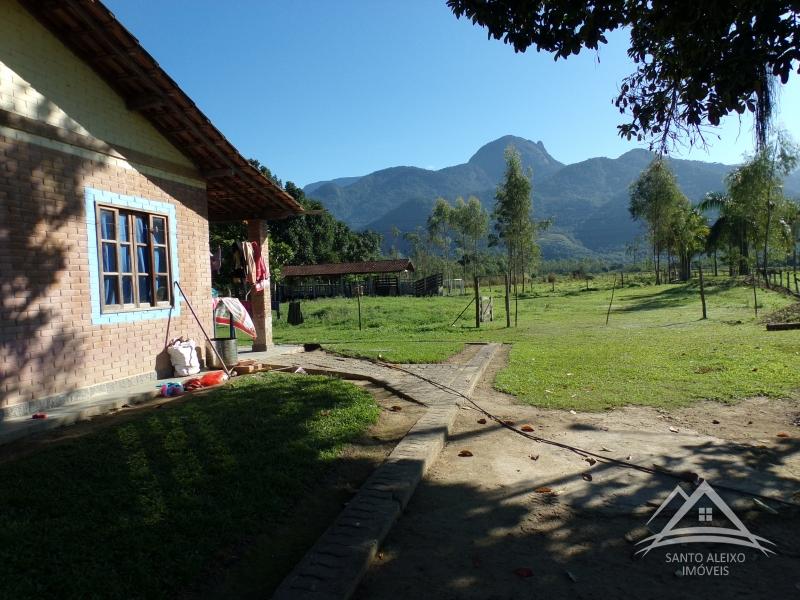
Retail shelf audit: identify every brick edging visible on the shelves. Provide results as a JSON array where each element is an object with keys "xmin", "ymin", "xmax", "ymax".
[{"xmin": 272, "ymin": 344, "xmax": 501, "ymax": 600}]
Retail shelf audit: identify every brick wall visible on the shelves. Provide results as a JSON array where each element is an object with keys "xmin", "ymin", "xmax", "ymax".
[{"xmin": 0, "ymin": 132, "xmax": 211, "ymax": 411}]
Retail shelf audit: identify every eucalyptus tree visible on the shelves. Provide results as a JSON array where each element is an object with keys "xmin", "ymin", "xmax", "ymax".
[
  {"xmin": 628, "ymin": 159, "xmax": 684, "ymax": 283},
  {"xmin": 726, "ymin": 137, "xmax": 798, "ymax": 282},
  {"xmin": 450, "ymin": 196, "xmax": 489, "ymax": 280},
  {"xmin": 427, "ymin": 197, "xmax": 453, "ymax": 276},
  {"xmin": 494, "ymin": 147, "xmax": 535, "ymax": 298}
]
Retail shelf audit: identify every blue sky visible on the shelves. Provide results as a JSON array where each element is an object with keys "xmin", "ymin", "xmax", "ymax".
[{"xmin": 106, "ymin": 1, "xmax": 800, "ymax": 187}]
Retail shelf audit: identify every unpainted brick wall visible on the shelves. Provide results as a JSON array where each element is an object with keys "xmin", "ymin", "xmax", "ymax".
[{"xmin": 0, "ymin": 133, "xmax": 211, "ymax": 410}]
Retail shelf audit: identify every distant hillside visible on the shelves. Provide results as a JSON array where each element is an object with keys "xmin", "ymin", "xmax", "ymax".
[
  {"xmin": 304, "ymin": 175, "xmax": 362, "ymax": 195},
  {"xmin": 306, "ymin": 136, "xmax": 562, "ymax": 230},
  {"xmin": 304, "ymin": 136, "xmax": 800, "ymax": 260}
]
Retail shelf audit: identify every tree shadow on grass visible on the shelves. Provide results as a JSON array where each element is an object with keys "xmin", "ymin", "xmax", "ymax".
[
  {"xmin": 616, "ymin": 281, "xmax": 745, "ymax": 314},
  {"xmin": 0, "ymin": 373, "xmax": 387, "ymax": 599}
]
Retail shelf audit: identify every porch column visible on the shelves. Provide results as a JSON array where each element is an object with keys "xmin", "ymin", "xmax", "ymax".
[{"xmin": 247, "ymin": 219, "xmax": 272, "ymax": 351}]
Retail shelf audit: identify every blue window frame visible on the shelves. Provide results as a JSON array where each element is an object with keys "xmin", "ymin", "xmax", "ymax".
[{"xmin": 85, "ymin": 188, "xmax": 181, "ymax": 325}]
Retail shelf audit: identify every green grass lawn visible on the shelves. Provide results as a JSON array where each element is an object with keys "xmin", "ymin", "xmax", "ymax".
[
  {"xmin": 0, "ymin": 373, "xmax": 378, "ymax": 599},
  {"xmin": 273, "ymin": 275, "xmax": 800, "ymax": 409}
]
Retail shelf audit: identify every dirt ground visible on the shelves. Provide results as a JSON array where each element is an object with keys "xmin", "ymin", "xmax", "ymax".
[{"xmin": 356, "ymin": 345, "xmax": 800, "ymax": 600}]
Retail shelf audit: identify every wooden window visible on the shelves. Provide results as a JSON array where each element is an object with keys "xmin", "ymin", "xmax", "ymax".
[{"xmin": 96, "ymin": 205, "xmax": 172, "ymax": 312}]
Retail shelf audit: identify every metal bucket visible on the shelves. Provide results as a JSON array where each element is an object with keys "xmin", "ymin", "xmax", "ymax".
[{"xmin": 207, "ymin": 337, "xmax": 238, "ymax": 369}]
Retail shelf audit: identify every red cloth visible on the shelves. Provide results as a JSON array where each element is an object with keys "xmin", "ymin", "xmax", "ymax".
[{"xmin": 251, "ymin": 241, "xmax": 270, "ymax": 292}]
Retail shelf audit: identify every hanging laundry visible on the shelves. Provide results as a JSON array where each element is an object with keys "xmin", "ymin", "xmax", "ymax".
[
  {"xmin": 210, "ymin": 245, "xmax": 222, "ymax": 275},
  {"xmin": 231, "ymin": 241, "xmax": 245, "ymax": 282},
  {"xmin": 240, "ymin": 241, "xmax": 257, "ymax": 285},
  {"xmin": 251, "ymin": 240, "xmax": 270, "ymax": 292},
  {"xmin": 213, "ymin": 296, "xmax": 256, "ymax": 337}
]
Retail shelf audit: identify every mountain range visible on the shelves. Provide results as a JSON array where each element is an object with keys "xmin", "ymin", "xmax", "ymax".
[{"xmin": 304, "ymin": 135, "xmax": 800, "ymax": 261}]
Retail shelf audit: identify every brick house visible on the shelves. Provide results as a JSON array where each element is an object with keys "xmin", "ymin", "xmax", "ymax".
[{"xmin": 0, "ymin": 0, "xmax": 303, "ymax": 418}]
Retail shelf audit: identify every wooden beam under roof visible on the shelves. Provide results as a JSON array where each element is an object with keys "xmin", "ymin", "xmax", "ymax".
[{"xmin": 126, "ymin": 94, "xmax": 168, "ymax": 111}]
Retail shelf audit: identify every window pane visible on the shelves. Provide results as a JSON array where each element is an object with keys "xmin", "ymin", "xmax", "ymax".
[
  {"xmin": 102, "ymin": 243, "xmax": 117, "ymax": 272},
  {"xmin": 120, "ymin": 245, "xmax": 132, "ymax": 273},
  {"xmin": 137, "ymin": 246, "xmax": 150, "ymax": 273},
  {"xmin": 118, "ymin": 214, "xmax": 129, "ymax": 241},
  {"xmin": 135, "ymin": 215, "xmax": 148, "ymax": 243},
  {"xmin": 100, "ymin": 210, "xmax": 115, "ymax": 240},
  {"xmin": 122, "ymin": 276, "xmax": 134, "ymax": 304},
  {"xmin": 154, "ymin": 247, "xmax": 167, "ymax": 273},
  {"xmin": 139, "ymin": 275, "xmax": 152, "ymax": 303},
  {"xmin": 152, "ymin": 217, "xmax": 166, "ymax": 244},
  {"xmin": 155, "ymin": 276, "xmax": 169, "ymax": 302},
  {"xmin": 104, "ymin": 275, "xmax": 118, "ymax": 305}
]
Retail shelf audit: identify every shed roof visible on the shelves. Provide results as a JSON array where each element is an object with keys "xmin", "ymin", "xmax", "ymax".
[
  {"xmin": 282, "ymin": 259, "xmax": 415, "ymax": 278},
  {"xmin": 20, "ymin": 0, "xmax": 303, "ymax": 222}
]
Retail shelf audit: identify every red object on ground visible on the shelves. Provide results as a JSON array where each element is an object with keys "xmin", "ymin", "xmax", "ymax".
[
  {"xmin": 183, "ymin": 377, "xmax": 203, "ymax": 391},
  {"xmin": 31, "ymin": 412, "xmax": 47, "ymax": 419},
  {"xmin": 514, "ymin": 567, "xmax": 534, "ymax": 578},
  {"xmin": 199, "ymin": 370, "xmax": 227, "ymax": 387}
]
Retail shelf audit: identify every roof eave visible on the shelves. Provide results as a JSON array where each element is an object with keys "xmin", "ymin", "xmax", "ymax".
[{"xmin": 20, "ymin": 0, "xmax": 304, "ymax": 222}]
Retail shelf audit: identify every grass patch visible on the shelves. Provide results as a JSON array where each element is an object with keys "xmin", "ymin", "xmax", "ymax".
[
  {"xmin": 0, "ymin": 373, "xmax": 378, "ymax": 599},
  {"xmin": 273, "ymin": 275, "xmax": 799, "ymax": 409}
]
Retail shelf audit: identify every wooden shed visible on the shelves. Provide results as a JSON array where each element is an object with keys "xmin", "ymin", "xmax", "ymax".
[{"xmin": 280, "ymin": 259, "xmax": 415, "ymax": 299}]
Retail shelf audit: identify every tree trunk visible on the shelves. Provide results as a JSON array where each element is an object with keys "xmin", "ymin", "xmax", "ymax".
[
  {"xmin": 763, "ymin": 201, "xmax": 772, "ymax": 287},
  {"xmin": 699, "ymin": 264, "xmax": 707, "ymax": 319},
  {"xmin": 504, "ymin": 270, "xmax": 511, "ymax": 328},
  {"xmin": 739, "ymin": 228, "xmax": 749, "ymax": 275},
  {"xmin": 474, "ymin": 276, "xmax": 480, "ymax": 329},
  {"xmin": 728, "ymin": 243, "xmax": 734, "ymax": 276},
  {"xmin": 654, "ymin": 241, "xmax": 660, "ymax": 285}
]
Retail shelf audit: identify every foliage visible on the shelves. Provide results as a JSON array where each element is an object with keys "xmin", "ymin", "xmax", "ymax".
[
  {"xmin": 629, "ymin": 159, "xmax": 687, "ymax": 282},
  {"xmin": 0, "ymin": 374, "xmax": 378, "ymax": 598},
  {"xmin": 402, "ymin": 227, "xmax": 450, "ymax": 278},
  {"xmin": 700, "ymin": 135, "xmax": 799, "ymax": 277},
  {"xmin": 426, "ymin": 198, "xmax": 454, "ymax": 276},
  {"xmin": 450, "ymin": 196, "xmax": 490, "ymax": 279},
  {"xmin": 447, "ymin": 0, "xmax": 800, "ymax": 151},
  {"xmin": 494, "ymin": 146, "xmax": 536, "ymax": 290},
  {"xmin": 209, "ymin": 160, "xmax": 382, "ymax": 292},
  {"xmin": 669, "ymin": 203, "xmax": 710, "ymax": 281},
  {"xmin": 310, "ymin": 135, "xmax": 800, "ymax": 263}
]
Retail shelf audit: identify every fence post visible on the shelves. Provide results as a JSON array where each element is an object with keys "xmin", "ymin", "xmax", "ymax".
[
  {"xmin": 504, "ymin": 272, "xmax": 511, "ymax": 328},
  {"xmin": 699, "ymin": 264, "xmax": 707, "ymax": 320},
  {"xmin": 606, "ymin": 275, "xmax": 617, "ymax": 325},
  {"xmin": 474, "ymin": 276, "xmax": 480, "ymax": 329},
  {"xmin": 357, "ymin": 285, "xmax": 362, "ymax": 331}
]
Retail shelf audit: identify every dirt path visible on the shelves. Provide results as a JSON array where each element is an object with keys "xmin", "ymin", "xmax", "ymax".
[{"xmin": 356, "ymin": 346, "xmax": 800, "ymax": 599}]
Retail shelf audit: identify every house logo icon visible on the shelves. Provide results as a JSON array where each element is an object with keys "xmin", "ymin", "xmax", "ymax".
[{"xmin": 635, "ymin": 480, "xmax": 776, "ymax": 556}]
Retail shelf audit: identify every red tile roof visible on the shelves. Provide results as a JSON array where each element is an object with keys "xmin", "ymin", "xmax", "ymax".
[
  {"xmin": 20, "ymin": 0, "xmax": 303, "ymax": 221},
  {"xmin": 282, "ymin": 259, "xmax": 415, "ymax": 278}
]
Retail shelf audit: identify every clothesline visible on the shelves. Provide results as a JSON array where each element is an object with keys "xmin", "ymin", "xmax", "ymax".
[{"xmin": 210, "ymin": 239, "xmax": 270, "ymax": 294}]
